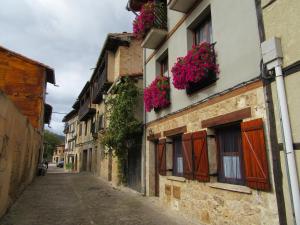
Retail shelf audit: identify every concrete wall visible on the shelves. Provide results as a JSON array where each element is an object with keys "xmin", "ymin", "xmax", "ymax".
[
  {"xmin": 0, "ymin": 92, "xmax": 42, "ymax": 218},
  {"xmin": 145, "ymin": 0, "xmax": 262, "ymax": 122},
  {"xmin": 145, "ymin": 83, "xmax": 279, "ymax": 225},
  {"xmin": 262, "ymin": 0, "xmax": 300, "ymax": 224}
]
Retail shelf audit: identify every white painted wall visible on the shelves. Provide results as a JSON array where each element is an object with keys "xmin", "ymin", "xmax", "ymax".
[{"xmin": 145, "ymin": 0, "xmax": 262, "ymax": 123}]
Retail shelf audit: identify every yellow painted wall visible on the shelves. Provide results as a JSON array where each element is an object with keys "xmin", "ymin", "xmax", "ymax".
[
  {"xmin": 262, "ymin": 1, "xmax": 300, "ymax": 224},
  {"xmin": 0, "ymin": 92, "xmax": 42, "ymax": 217}
]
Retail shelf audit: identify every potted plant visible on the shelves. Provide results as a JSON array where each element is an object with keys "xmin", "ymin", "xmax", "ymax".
[
  {"xmin": 65, "ymin": 163, "xmax": 73, "ymax": 172},
  {"xmin": 144, "ymin": 76, "xmax": 170, "ymax": 112},
  {"xmin": 171, "ymin": 42, "xmax": 219, "ymax": 94}
]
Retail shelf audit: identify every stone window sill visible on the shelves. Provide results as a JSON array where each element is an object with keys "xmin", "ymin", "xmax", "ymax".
[
  {"xmin": 208, "ymin": 182, "xmax": 252, "ymax": 194},
  {"xmin": 167, "ymin": 176, "xmax": 186, "ymax": 182}
]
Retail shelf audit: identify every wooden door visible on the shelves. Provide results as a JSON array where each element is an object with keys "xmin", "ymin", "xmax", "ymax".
[{"xmin": 155, "ymin": 141, "xmax": 159, "ymax": 196}]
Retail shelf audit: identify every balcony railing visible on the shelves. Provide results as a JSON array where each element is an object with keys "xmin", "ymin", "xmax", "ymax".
[
  {"xmin": 141, "ymin": 2, "xmax": 168, "ymax": 49},
  {"xmin": 78, "ymin": 99, "xmax": 96, "ymax": 121},
  {"xmin": 92, "ymin": 63, "xmax": 112, "ymax": 104}
]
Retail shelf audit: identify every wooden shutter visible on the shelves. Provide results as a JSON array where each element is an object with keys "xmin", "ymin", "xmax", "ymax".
[
  {"xmin": 241, "ymin": 118, "xmax": 270, "ymax": 191},
  {"xmin": 192, "ymin": 130, "xmax": 209, "ymax": 182},
  {"xmin": 157, "ymin": 138, "xmax": 166, "ymax": 176},
  {"xmin": 182, "ymin": 133, "xmax": 193, "ymax": 179}
]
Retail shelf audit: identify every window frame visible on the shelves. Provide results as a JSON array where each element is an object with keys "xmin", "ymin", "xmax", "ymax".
[
  {"xmin": 193, "ymin": 14, "xmax": 212, "ymax": 46},
  {"xmin": 216, "ymin": 123, "xmax": 246, "ymax": 186},
  {"xmin": 172, "ymin": 135, "xmax": 184, "ymax": 177}
]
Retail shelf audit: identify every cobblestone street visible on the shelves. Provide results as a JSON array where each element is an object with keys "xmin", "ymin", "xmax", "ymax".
[{"xmin": 0, "ymin": 165, "xmax": 195, "ymax": 225}]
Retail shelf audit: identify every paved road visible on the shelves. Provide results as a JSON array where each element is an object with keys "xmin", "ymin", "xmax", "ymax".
[{"xmin": 0, "ymin": 166, "xmax": 195, "ymax": 225}]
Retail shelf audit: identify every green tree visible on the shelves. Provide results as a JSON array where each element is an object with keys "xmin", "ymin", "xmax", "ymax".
[
  {"xmin": 43, "ymin": 130, "xmax": 64, "ymax": 160},
  {"xmin": 101, "ymin": 77, "xmax": 143, "ymax": 184}
]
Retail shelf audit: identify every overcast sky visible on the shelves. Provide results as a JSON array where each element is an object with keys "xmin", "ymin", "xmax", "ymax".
[{"xmin": 0, "ymin": 0, "xmax": 135, "ymax": 135}]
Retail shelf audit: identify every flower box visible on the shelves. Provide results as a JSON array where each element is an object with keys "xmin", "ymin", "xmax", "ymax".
[
  {"xmin": 186, "ymin": 69, "xmax": 217, "ymax": 95},
  {"xmin": 144, "ymin": 76, "xmax": 170, "ymax": 112},
  {"xmin": 171, "ymin": 42, "xmax": 219, "ymax": 94}
]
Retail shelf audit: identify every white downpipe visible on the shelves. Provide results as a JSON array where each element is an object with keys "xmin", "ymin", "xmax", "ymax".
[{"xmin": 275, "ymin": 65, "xmax": 300, "ymax": 225}]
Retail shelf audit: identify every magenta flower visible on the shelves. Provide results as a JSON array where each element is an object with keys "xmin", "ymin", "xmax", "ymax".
[
  {"xmin": 144, "ymin": 76, "xmax": 170, "ymax": 112},
  {"xmin": 133, "ymin": 1, "xmax": 155, "ymax": 39},
  {"xmin": 171, "ymin": 42, "xmax": 219, "ymax": 89}
]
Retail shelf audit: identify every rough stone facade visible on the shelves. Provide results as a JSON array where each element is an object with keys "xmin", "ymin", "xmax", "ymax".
[
  {"xmin": 146, "ymin": 82, "xmax": 279, "ymax": 225},
  {"xmin": 0, "ymin": 92, "xmax": 43, "ymax": 217}
]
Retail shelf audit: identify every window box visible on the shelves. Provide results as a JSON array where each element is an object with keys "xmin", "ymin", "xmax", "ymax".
[
  {"xmin": 186, "ymin": 69, "xmax": 217, "ymax": 95},
  {"xmin": 133, "ymin": 1, "xmax": 168, "ymax": 49},
  {"xmin": 168, "ymin": 0, "xmax": 197, "ymax": 13}
]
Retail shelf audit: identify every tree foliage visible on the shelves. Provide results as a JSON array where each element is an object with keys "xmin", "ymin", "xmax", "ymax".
[
  {"xmin": 44, "ymin": 130, "xmax": 64, "ymax": 160},
  {"xmin": 101, "ymin": 77, "xmax": 143, "ymax": 184}
]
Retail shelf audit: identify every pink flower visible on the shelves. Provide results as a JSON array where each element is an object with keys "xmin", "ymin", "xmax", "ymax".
[
  {"xmin": 171, "ymin": 42, "xmax": 219, "ymax": 89},
  {"xmin": 143, "ymin": 76, "xmax": 170, "ymax": 112},
  {"xmin": 133, "ymin": 1, "xmax": 155, "ymax": 39}
]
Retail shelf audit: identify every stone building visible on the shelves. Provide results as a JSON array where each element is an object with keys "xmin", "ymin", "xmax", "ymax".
[
  {"xmin": 62, "ymin": 110, "xmax": 78, "ymax": 172},
  {"xmin": 126, "ymin": 0, "xmax": 282, "ymax": 224},
  {"xmin": 0, "ymin": 46, "xmax": 55, "ymax": 217},
  {"xmin": 261, "ymin": 0, "xmax": 300, "ymax": 224},
  {"xmin": 90, "ymin": 33, "xmax": 143, "ymax": 190},
  {"xmin": 68, "ymin": 33, "xmax": 143, "ymax": 192},
  {"xmin": 52, "ymin": 144, "xmax": 65, "ymax": 163}
]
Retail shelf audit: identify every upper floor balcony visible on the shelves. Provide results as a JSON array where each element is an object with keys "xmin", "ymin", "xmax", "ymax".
[
  {"xmin": 92, "ymin": 61, "xmax": 111, "ymax": 104},
  {"xmin": 78, "ymin": 99, "xmax": 96, "ymax": 121},
  {"xmin": 132, "ymin": 1, "xmax": 168, "ymax": 49},
  {"xmin": 168, "ymin": 0, "xmax": 197, "ymax": 13}
]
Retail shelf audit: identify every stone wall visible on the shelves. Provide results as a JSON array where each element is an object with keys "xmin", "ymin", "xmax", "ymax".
[
  {"xmin": 0, "ymin": 92, "xmax": 42, "ymax": 218},
  {"xmin": 145, "ymin": 82, "xmax": 280, "ymax": 225}
]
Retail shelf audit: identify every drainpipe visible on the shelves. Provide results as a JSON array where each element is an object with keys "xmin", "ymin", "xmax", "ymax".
[
  {"xmin": 142, "ymin": 48, "xmax": 147, "ymax": 196},
  {"xmin": 261, "ymin": 37, "xmax": 300, "ymax": 225}
]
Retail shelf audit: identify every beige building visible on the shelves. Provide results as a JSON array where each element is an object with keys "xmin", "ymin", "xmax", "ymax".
[
  {"xmin": 52, "ymin": 145, "xmax": 65, "ymax": 163},
  {"xmin": 261, "ymin": 0, "xmax": 300, "ymax": 224},
  {"xmin": 127, "ymin": 0, "xmax": 283, "ymax": 224},
  {"xmin": 68, "ymin": 33, "xmax": 143, "ymax": 192},
  {"xmin": 63, "ymin": 110, "xmax": 78, "ymax": 172}
]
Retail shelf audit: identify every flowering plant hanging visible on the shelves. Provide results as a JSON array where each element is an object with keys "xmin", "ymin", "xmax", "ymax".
[
  {"xmin": 144, "ymin": 76, "xmax": 170, "ymax": 112},
  {"xmin": 171, "ymin": 42, "xmax": 219, "ymax": 90},
  {"xmin": 133, "ymin": 1, "xmax": 155, "ymax": 39}
]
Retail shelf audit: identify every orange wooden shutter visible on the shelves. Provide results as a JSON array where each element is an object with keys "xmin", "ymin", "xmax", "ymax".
[
  {"xmin": 192, "ymin": 130, "xmax": 209, "ymax": 182},
  {"xmin": 241, "ymin": 118, "xmax": 270, "ymax": 191},
  {"xmin": 182, "ymin": 133, "xmax": 193, "ymax": 179},
  {"xmin": 158, "ymin": 138, "xmax": 166, "ymax": 176}
]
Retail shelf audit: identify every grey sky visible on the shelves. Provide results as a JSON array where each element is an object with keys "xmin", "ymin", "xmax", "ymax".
[{"xmin": 0, "ymin": 0, "xmax": 135, "ymax": 135}]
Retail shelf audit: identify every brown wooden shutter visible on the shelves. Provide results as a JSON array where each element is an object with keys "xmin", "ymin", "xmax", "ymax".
[
  {"xmin": 157, "ymin": 138, "xmax": 166, "ymax": 176},
  {"xmin": 241, "ymin": 118, "xmax": 270, "ymax": 191},
  {"xmin": 182, "ymin": 133, "xmax": 193, "ymax": 179},
  {"xmin": 192, "ymin": 130, "xmax": 209, "ymax": 182}
]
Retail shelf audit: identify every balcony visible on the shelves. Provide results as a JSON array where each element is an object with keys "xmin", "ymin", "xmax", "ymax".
[
  {"xmin": 78, "ymin": 100, "xmax": 96, "ymax": 121},
  {"xmin": 92, "ymin": 63, "xmax": 111, "ymax": 104},
  {"xmin": 168, "ymin": 0, "xmax": 197, "ymax": 13},
  {"xmin": 141, "ymin": 2, "xmax": 168, "ymax": 49}
]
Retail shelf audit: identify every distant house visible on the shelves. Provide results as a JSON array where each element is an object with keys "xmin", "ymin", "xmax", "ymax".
[
  {"xmin": 52, "ymin": 144, "xmax": 65, "ymax": 163},
  {"xmin": 62, "ymin": 109, "xmax": 78, "ymax": 171}
]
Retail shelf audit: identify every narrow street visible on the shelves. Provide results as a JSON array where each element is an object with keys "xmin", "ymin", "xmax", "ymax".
[{"xmin": 0, "ymin": 165, "xmax": 194, "ymax": 225}]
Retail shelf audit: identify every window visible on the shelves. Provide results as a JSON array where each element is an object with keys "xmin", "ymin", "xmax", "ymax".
[
  {"xmin": 98, "ymin": 115, "xmax": 104, "ymax": 130},
  {"xmin": 160, "ymin": 56, "xmax": 169, "ymax": 77},
  {"xmin": 216, "ymin": 124, "xmax": 245, "ymax": 185},
  {"xmin": 79, "ymin": 124, "xmax": 82, "ymax": 136},
  {"xmin": 85, "ymin": 121, "xmax": 88, "ymax": 136},
  {"xmin": 173, "ymin": 136, "xmax": 183, "ymax": 177},
  {"xmin": 194, "ymin": 15, "xmax": 212, "ymax": 45}
]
